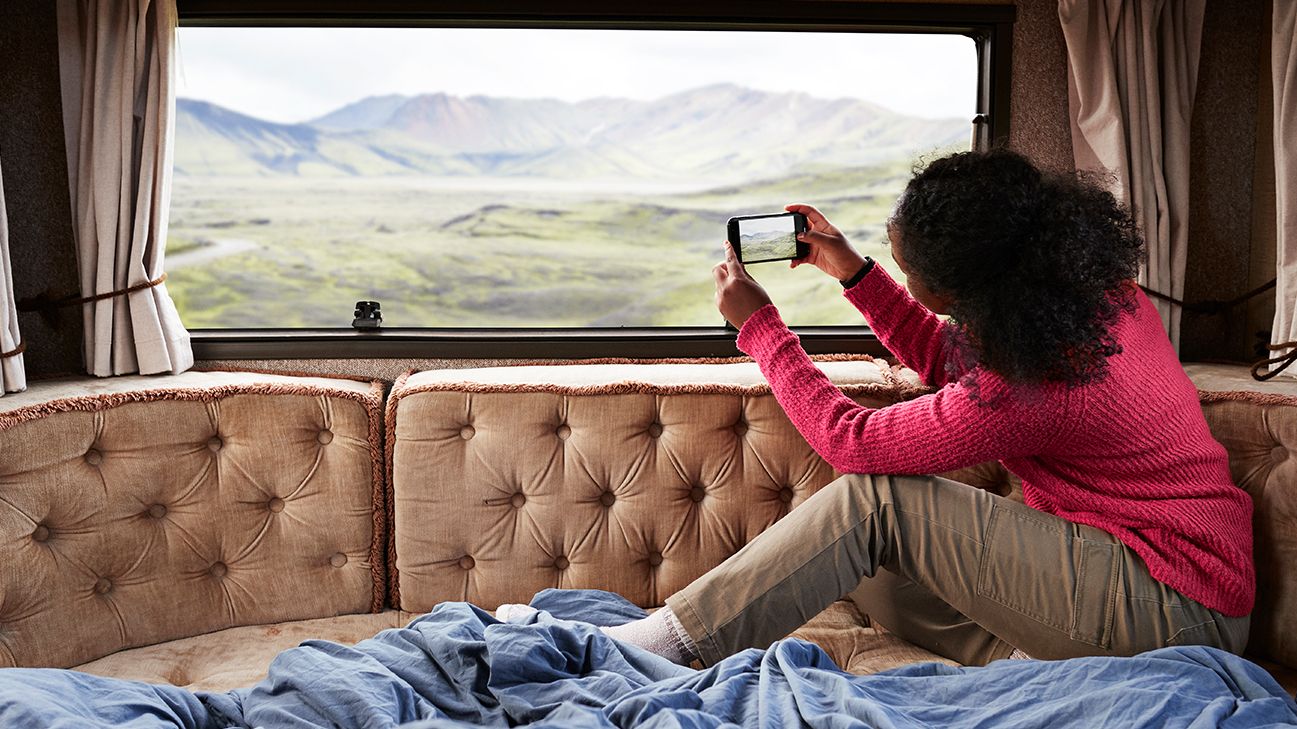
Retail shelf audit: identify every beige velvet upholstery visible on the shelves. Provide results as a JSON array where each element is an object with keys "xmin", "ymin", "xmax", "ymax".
[
  {"xmin": 386, "ymin": 361, "xmax": 1297, "ymax": 690},
  {"xmin": 71, "ymin": 611, "xmax": 416, "ymax": 691},
  {"xmin": 790, "ymin": 600, "xmax": 957, "ymax": 675},
  {"xmin": 386, "ymin": 360, "xmax": 922, "ymax": 612},
  {"xmin": 3, "ymin": 362, "xmax": 1296, "ymax": 699},
  {"xmin": 0, "ymin": 371, "xmax": 386, "ymax": 670},
  {"xmin": 69, "ymin": 601, "xmax": 942, "ymax": 693}
]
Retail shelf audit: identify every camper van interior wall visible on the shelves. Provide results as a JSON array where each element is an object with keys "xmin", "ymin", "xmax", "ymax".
[{"xmin": 3, "ymin": 0, "xmax": 1296, "ymax": 726}]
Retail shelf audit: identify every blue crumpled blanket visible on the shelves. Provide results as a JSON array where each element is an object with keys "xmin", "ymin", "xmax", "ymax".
[{"xmin": 1, "ymin": 588, "xmax": 1294, "ymax": 728}]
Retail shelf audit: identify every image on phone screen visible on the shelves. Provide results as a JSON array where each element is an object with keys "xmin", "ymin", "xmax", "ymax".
[
  {"xmin": 736, "ymin": 215, "xmax": 800, "ymax": 263},
  {"xmin": 731, "ymin": 210, "xmax": 809, "ymax": 263}
]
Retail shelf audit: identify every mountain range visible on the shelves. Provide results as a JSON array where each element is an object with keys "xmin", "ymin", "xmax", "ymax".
[{"xmin": 173, "ymin": 84, "xmax": 968, "ymax": 181}]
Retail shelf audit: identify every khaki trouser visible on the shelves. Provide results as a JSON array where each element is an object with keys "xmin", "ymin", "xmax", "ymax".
[{"xmin": 666, "ymin": 473, "xmax": 1250, "ymax": 667}]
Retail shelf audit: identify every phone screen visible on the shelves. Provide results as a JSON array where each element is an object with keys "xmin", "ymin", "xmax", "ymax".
[{"xmin": 736, "ymin": 214, "xmax": 800, "ymax": 263}]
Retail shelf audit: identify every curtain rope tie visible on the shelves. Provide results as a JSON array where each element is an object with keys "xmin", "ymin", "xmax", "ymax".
[
  {"xmin": 0, "ymin": 340, "xmax": 24, "ymax": 359},
  {"xmin": 16, "ymin": 273, "xmax": 168, "ymax": 312},
  {"xmin": 1138, "ymin": 277, "xmax": 1277, "ymax": 315},
  {"xmin": 1251, "ymin": 341, "xmax": 1297, "ymax": 382},
  {"xmin": 1139, "ymin": 278, "xmax": 1297, "ymax": 381}
]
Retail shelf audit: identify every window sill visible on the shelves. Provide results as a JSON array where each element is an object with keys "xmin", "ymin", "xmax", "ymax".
[{"xmin": 189, "ymin": 327, "xmax": 887, "ymax": 360}]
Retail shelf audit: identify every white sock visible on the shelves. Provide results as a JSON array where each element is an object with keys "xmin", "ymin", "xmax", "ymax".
[
  {"xmin": 494, "ymin": 603, "xmax": 539, "ymax": 623},
  {"xmin": 600, "ymin": 606, "xmax": 700, "ymax": 665}
]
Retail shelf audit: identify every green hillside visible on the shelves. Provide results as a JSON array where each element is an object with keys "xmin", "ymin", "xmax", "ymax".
[{"xmin": 166, "ymin": 165, "xmax": 912, "ymax": 328}]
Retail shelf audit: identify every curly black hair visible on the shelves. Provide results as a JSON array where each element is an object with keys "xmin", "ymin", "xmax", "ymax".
[{"xmin": 888, "ymin": 149, "xmax": 1144, "ymax": 387}]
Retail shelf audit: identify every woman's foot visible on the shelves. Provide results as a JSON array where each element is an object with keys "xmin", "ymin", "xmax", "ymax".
[
  {"xmin": 600, "ymin": 606, "xmax": 700, "ymax": 665},
  {"xmin": 494, "ymin": 603, "xmax": 539, "ymax": 623}
]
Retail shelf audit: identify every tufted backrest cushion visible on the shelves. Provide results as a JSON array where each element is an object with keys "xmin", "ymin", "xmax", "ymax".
[
  {"xmin": 0, "ymin": 371, "xmax": 386, "ymax": 669},
  {"xmin": 1197, "ymin": 391, "xmax": 1297, "ymax": 669},
  {"xmin": 386, "ymin": 360, "xmax": 923, "ymax": 612},
  {"xmin": 388, "ymin": 362, "xmax": 1297, "ymax": 673}
]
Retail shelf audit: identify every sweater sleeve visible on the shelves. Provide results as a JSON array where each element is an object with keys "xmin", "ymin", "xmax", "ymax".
[
  {"xmin": 845, "ymin": 264, "xmax": 963, "ymax": 387},
  {"xmin": 736, "ymin": 304, "xmax": 1063, "ymax": 474}
]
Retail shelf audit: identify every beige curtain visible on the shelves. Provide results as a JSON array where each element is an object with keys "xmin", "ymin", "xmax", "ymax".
[
  {"xmin": 57, "ymin": 0, "xmax": 192, "ymax": 377},
  {"xmin": 1270, "ymin": 0, "xmax": 1297, "ymax": 372},
  {"xmin": 1059, "ymin": 0, "xmax": 1206, "ymax": 352},
  {"xmin": 0, "ymin": 151, "xmax": 26, "ymax": 395}
]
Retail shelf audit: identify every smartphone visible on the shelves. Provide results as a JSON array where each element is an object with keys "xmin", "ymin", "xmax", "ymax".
[{"xmin": 727, "ymin": 212, "xmax": 810, "ymax": 264}]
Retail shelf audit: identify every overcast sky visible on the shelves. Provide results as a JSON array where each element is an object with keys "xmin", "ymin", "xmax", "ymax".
[{"xmin": 176, "ymin": 27, "xmax": 977, "ymax": 124}]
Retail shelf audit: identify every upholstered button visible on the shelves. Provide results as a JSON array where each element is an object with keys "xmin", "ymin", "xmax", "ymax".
[
  {"xmin": 460, "ymin": 425, "xmax": 475, "ymax": 440},
  {"xmin": 147, "ymin": 504, "xmax": 167, "ymax": 519},
  {"xmin": 733, "ymin": 421, "xmax": 748, "ymax": 436},
  {"xmin": 207, "ymin": 436, "xmax": 222, "ymax": 452},
  {"xmin": 317, "ymin": 430, "xmax": 334, "ymax": 445},
  {"xmin": 779, "ymin": 487, "xmax": 794, "ymax": 503},
  {"xmin": 647, "ymin": 422, "xmax": 663, "ymax": 438},
  {"xmin": 510, "ymin": 492, "xmax": 527, "ymax": 508},
  {"xmin": 554, "ymin": 556, "xmax": 570, "ymax": 570},
  {"xmin": 599, "ymin": 491, "xmax": 616, "ymax": 507},
  {"xmin": 209, "ymin": 562, "xmax": 227, "ymax": 578},
  {"xmin": 32, "ymin": 525, "xmax": 50, "ymax": 542},
  {"xmin": 84, "ymin": 449, "xmax": 103, "ymax": 466},
  {"xmin": 330, "ymin": 552, "xmax": 348, "ymax": 568},
  {"xmin": 93, "ymin": 578, "xmax": 112, "ymax": 595},
  {"xmin": 1271, "ymin": 446, "xmax": 1287, "ymax": 463},
  {"xmin": 267, "ymin": 497, "xmax": 285, "ymax": 513},
  {"xmin": 459, "ymin": 556, "xmax": 475, "ymax": 570},
  {"xmin": 689, "ymin": 486, "xmax": 706, "ymax": 502},
  {"xmin": 556, "ymin": 424, "xmax": 571, "ymax": 440},
  {"xmin": 648, "ymin": 552, "xmax": 664, "ymax": 566}
]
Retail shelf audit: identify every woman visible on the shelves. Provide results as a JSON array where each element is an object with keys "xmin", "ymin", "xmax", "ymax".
[{"xmin": 602, "ymin": 149, "xmax": 1254, "ymax": 667}]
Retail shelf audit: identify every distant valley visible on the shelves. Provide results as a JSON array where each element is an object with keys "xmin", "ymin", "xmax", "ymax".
[{"xmin": 173, "ymin": 84, "xmax": 969, "ymax": 182}]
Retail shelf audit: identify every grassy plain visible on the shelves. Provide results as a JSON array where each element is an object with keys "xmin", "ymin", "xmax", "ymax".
[{"xmin": 166, "ymin": 161, "xmax": 914, "ymax": 328}]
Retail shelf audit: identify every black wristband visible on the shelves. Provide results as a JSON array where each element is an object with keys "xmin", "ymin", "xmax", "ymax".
[{"xmin": 839, "ymin": 257, "xmax": 875, "ymax": 289}]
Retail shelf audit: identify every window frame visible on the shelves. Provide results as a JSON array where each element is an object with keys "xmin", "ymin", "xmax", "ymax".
[{"xmin": 177, "ymin": 0, "xmax": 1014, "ymax": 361}]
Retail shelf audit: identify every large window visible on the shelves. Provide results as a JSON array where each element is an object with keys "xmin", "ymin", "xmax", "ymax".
[{"xmin": 171, "ymin": 3, "xmax": 1012, "ymax": 357}]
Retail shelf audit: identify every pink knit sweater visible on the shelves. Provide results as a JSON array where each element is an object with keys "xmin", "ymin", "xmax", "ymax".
[{"xmin": 736, "ymin": 264, "xmax": 1254, "ymax": 616}]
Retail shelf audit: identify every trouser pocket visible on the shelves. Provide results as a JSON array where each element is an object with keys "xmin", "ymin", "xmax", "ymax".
[
  {"xmin": 1069, "ymin": 538, "xmax": 1119, "ymax": 648},
  {"xmin": 976, "ymin": 503, "xmax": 1118, "ymax": 650},
  {"xmin": 1165, "ymin": 619, "xmax": 1224, "ymax": 647}
]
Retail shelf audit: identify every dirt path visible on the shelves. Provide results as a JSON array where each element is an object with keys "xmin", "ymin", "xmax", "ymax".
[{"xmin": 166, "ymin": 237, "xmax": 259, "ymax": 269}]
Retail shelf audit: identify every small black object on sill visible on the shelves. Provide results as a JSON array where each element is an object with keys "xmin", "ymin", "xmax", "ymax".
[{"xmin": 352, "ymin": 301, "xmax": 382, "ymax": 330}]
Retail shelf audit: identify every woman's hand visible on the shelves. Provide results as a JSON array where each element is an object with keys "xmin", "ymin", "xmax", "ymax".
[
  {"xmin": 785, "ymin": 203, "xmax": 869, "ymax": 282},
  {"xmin": 714, "ymin": 241, "xmax": 773, "ymax": 329}
]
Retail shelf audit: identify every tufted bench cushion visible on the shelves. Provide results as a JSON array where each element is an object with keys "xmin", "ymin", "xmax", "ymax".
[
  {"xmin": 68, "ymin": 599, "xmax": 951, "ymax": 691},
  {"xmin": 385, "ymin": 359, "xmax": 925, "ymax": 613},
  {"xmin": 5, "ymin": 360, "xmax": 1294, "ymax": 698},
  {"xmin": 0, "ymin": 371, "xmax": 386, "ymax": 670},
  {"xmin": 384, "ymin": 360, "xmax": 1297, "ymax": 692},
  {"xmin": 70, "ymin": 611, "xmax": 417, "ymax": 691}
]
